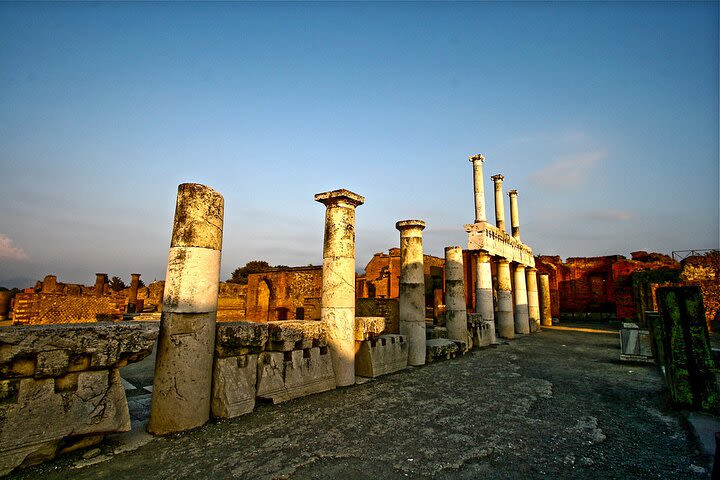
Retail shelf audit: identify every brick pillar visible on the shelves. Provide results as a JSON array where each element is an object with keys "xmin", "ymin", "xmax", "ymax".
[
  {"xmin": 127, "ymin": 273, "xmax": 141, "ymax": 314},
  {"xmin": 94, "ymin": 273, "xmax": 107, "ymax": 296}
]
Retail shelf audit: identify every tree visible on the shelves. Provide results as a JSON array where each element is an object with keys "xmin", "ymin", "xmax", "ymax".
[
  {"xmin": 228, "ymin": 261, "xmax": 273, "ymax": 285},
  {"xmin": 109, "ymin": 276, "xmax": 126, "ymax": 292}
]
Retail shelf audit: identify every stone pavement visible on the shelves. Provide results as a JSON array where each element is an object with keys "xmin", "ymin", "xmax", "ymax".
[{"xmin": 9, "ymin": 327, "xmax": 714, "ymax": 479}]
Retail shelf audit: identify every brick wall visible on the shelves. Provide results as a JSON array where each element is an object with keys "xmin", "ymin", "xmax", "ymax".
[
  {"xmin": 245, "ymin": 267, "xmax": 322, "ymax": 322},
  {"xmin": 12, "ymin": 292, "xmax": 126, "ymax": 325}
]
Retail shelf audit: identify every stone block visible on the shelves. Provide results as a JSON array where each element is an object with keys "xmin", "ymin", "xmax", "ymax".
[
  {"xmin": 354, "ymin": 317, "xmax": 386, "ymax": 341},
  {"xmin": 427, "ymin": 326, "xmax": 448, "ymax": 339},
  {"xmin": 468, "ymin": 317, "xmax": 493, "ymax": 348},
  {"xmin": 265, "ymin": 321, "xmax": 327, "ymax": 352},
  {"xmin": 355, "ymin": 334, "xmax": 408, "ymax": 378},
  {"xmin": 426, "ymin": 338, "xmax": 460, "ymax": 363},
  {"xmin": 211, "ymin": 354, "xmax": 257, "ymax": 419},
  {"xmin": 0, "ymin": 369, "xmax": 130, "ymax": 476},
  {"xmin": 256, "ymin": 347, "xmax": 335, "ymax": 404},
  {"xmin": 215, "ymin": 322, "xmax": 268, "ymax": 357}
]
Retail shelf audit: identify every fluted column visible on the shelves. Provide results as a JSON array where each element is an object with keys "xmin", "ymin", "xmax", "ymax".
[
  {"xmin": 315, "ymin": 189, "xmax": 365, "ymax": 387},
  {"xmin": 539, "ymin": 273, "xmax": 552, "ymax": 326},
  {"xmin": 513, "ymin": 264, "xmax": 530, "ymax": 334},
  {"xmin": 469, "ymin": 154, "xmax": 487, "ymax": 223},
  {"xmin": 496, "ymin": 259, "xmax": 514, "ymax": 339},
  {"xmin": 508, "ymin": 189, "xmax": 520, "ymax": 240},
  {"xmin": 526, "ymin": 267, "xmax": 540, "ymax": 332},
  {"xmin": 491, "ymin": 174, "xmax": 506, "ymax": 232},
  {"xmin": 149, "ymin": 183, "xmax": 224, "ymax": 435},
  {"xmin": 396, "ymin": 220, "xmax": 426, "ymax": 366},
  {"xmin": 445, "ymin": 246, "xmax": 468, "ymax": 345},
  {"xmin": 475, "ymin": 252, "xmax": 496, "ymax": 343}
]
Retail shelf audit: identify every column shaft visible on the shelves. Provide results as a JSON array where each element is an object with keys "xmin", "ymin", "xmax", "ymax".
[
  {"xmin": 496, "ymin": 259, "xmax": 514, "ymax": 339},
  {"xmin": 149, "ymin": 183, "xmax": 224, "ymax": 435},
  {"xmin": 539, "ymin": 273, "xmax": 552, "ymax": 326},
  {"xmin": 397, "ymin": 220, "xmax": 426, "ymax": 366},
  {"xmin": 127, "ymin": 273, "xmax": 141, "ymax": 313},
  {"xmin": 513, "ymin": 264, "xmax": 530, "ymax": 334},
  {"xmin": 445, "ymin": 246, "xmax": 468, "ymax": 345},
  {"xmin": 94, "ymin": 273, "xmax": 107, "ymax": 296},
  {"xmin": 526, "ymin": 267, "xmax": 540, "ymax": 332},
  {"xmin": 491, "ymin": 175, "xmax": 506, "ymax": 232},
  {"xmin": 315, "ymin": 189, "xmax": 364, "ymax": 387},
  {"xmin": 475, "ymin": 252, "xmax": 496, "ymax": 343},
  {"xmin": 509, "ymin": 190, "xmax": 520, "ymax": 240},
  {"xmin": 469, "ymin": 154, "xmax": 487, "ymax": 223}
]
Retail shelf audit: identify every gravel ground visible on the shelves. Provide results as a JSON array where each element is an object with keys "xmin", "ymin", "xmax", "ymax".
[{"xmin": 9, "ymin": 326, "xmax": 713, "ymax": 479}]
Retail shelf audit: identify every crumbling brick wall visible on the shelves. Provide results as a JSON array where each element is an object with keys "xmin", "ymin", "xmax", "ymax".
[
  {"xmin": 245, "ymin": 267, "xmax": 322, "ymax": 322},
  {"xmin": 11, "ymin": 292, "xmax": 126, "ymax": 325}
]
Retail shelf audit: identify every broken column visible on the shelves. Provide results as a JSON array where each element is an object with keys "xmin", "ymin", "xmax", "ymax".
[
  {"xmin": 396, "ymin": 220, "xmax": 427, "ymax": 366},
  {"xmin": 539, "ymin": 273, "xmax": 552, "ymax": 326},
  {"xmin": 475, "ymin": 252, "xmax": 496, "ymax": 343},
  {"xmin": 491, "ymin": 174, "xmax": 506, "ymax": 232},
  {"xmin": 526, "ymin": 267, "xmax": 540, "ymax": 332},
  {"xmin": 94, "ymin": 273, "xmax": 107, "ymax": 296},
  {"xmin": 127, "ymin": 273, "xmax": 141, "ymax": 314},
  {"xmin": 444, "ymin": 246, "xmax": 468, "ymax": 345},
  {"xmin": 508, "ymin": 189, "xmax": 520, "ymax": 240},
  {"xmin": 513, "ymin": 264, "xmax": 530, "ymax": 334},
  {"xmin": 496, "ymin": 259, "xmax": 514, "ymax": 339},
  {"xmin": 314, "ymin": 189, "xmax": 365, "ymax": 387},
  {"xmin": 469, "ymin": 154, "xmax": 487, "ymax": 223},
  {"xmin": 148, "ymin": 183, "xmax": 224, "ymax": 435}
]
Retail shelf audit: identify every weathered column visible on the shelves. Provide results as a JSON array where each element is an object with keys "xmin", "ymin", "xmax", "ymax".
[
  {"xmin": 94, "ymin": 273, "xmax": 107, "ymax": 296},
  {"xmin": 526, "ymin": 267, "xmax": 540, "ymax": 332},
  {"xmin": 539, "ymin": 273, "xmax": 552, "ymax": 326},
  {"xmin": 491, "ymin": 174, "xmax": 506, "ymax": 232},
  {"xmin": 508, "ymin": 189, "xmax": 520, "ymax": 240},
  {"xmin": 148, "ymin": 183, "xmax": 224, "ymax": 435},
  {"xmin": 396, "ymin": 220, "xmax": 426, "ymax": 365},
  {"xmin": 444, "ymin": 246, "xmax": 468, "ymax": 344},
  {"xmin": 513, "ymin": 264, "xmax": 530, "ymax": 334},
  {"xmin": 127, "ymin": 273, "xmax": 141, "ymax": 313},
  {"xmin": 315, "ymin": 189, "xmax": 365, "ymax": 387},
  {"xmin": 475, "ymin": 252, "xmax": 496, "ymax": 343},
  {"xmin": 496, "ymin": 259, "xmax": 514, "ymax": 339},
  {"xmin": 469, "ymin": 154, "xmax": 487, "ymax": 223}
]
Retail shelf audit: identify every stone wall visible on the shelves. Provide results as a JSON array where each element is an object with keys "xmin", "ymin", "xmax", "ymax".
[
  {"xmin": 356, "ymin": 298, "xmax": 399, "ymax": 334},
  {"xmin": 244, "ymin": 267, "xmax": 322, "ymax": 322}
]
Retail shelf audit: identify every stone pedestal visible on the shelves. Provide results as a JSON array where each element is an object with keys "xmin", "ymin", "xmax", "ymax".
[
  {"xmin": 148, "ymin": 183, "xmax": 224, "ymax": 435},
  {"xmin": 127, "ymin": 273, "xmax": 141, "ymax": 314},
  {"xmin": 469, "ymin": 154, "xmax": 487, "ymax": 223},
  {"xmin": 444, "ymin": 246, "xmax": 468, "ymax": 345},
  {"xmin": 496, "ymin": 259, "xmax": 514, "ymax": 339},
  {"xmin": 491, "ymin": 174, "xmax": 506, "ymax": 232},
  {"xmin": 539, "ymin": 273, "xmax": 552, "ymax": 326},
  {"xmin": 513, "ymin": 264, "xmax": 530, "ymax": 334},
  {"xmin": 396, "ymin": 220, "xmax": 427, "ymax": 366},
  {"xmin": 475, "ymin": 252, "xmax": 496, "ymax": 344},
  {"xmin": 315, "ymin": 189, "xmax": 364, "ymax": 387},
  {"xmin": 526, "ymin": 267, "xmax": 540, "ymax": 332},
  {"xmin": 508, "ymin": 190, "xmax": 520, "ymax": 240}
]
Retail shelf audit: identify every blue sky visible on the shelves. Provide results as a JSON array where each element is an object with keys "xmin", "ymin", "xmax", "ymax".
[{"xmin": 1, "ymin": 1, "xmax": 718, "ymax": 288}]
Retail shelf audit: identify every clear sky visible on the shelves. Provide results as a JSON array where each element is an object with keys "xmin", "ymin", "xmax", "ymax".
[{"xmin": 1, "ymin": 1, "xmax": 718, "ymax": 288}]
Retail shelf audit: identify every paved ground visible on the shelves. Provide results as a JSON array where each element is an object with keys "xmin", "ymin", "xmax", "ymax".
[{"xmin": 10, "ymin": 326, "xmax": 715, "ymax": 479}]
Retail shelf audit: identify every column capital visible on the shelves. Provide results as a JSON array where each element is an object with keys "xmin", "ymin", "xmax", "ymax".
[
  {"xmin": 497, "ymin": 258, "xmax": 510, "ymax": 265},
  {"xmin": 526, "ymin": 266, "xmax": 537, "ymax": 273},
  {"xmin": 314, "ymin": 189, "xmax": 365, "ymax": 207},
  {"xmin": 131, "ymin": 273, "xmax": 141, "ymax": 278},
  {"xmin": 395, "ymin": 219, "xmax": 426, "ymax": 231},
  {"xmin": 508, "ymin": 189, "xmax": 518, "ymax": 197},
  {"xmin": 477, "ymin": 251, "xmax": 492, "ymax": 262},
  {"xmin": 469, "ymin": 154, "xmax": 485, "ymax": 163},
  {"xmin": 491, "ymin": 174, "xmax": 505, "ymax": 183}
]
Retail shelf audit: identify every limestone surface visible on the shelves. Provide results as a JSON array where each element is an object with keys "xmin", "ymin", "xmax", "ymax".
[
  {"xmin": 266, "ymin": 320, "xmax": 327, "ymax": 351},
  {"xmin": 211, "ymin": 354, "xmax": 257, "ymax": 419},
  {"xmin": 256, "ymin": 347, "xmax": 336, "ymax": 404},
  {"xmin": 214, "ymin": 322, "xmax": 269, "ymax": 357},
  {"xmin": 354, "ymin": 334, "xmax": 408, "ymax": 378}
]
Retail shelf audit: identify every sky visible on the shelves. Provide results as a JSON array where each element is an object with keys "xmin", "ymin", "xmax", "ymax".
[{"xmin": 1, "ymin": 1, "xmax": 718, "ymax": 289}]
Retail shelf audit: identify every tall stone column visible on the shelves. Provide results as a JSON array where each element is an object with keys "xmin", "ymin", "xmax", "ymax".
[
  {"xmin": 469, "ymin": 154, "xmax": 487, "ymax": 223},
  {"xmin": 94, "ymin": 273, "xmax": 107, "ymax": 296},
  {"xmin": 526, "ymin": 267, "xmax": 540, "ymax": 332},
  {"xmin": 445, "ymin": 246, "xmax": 468, "ymax": 344},
  {"xmin": 539, "ymin": 273, "xmax": 552, "ymax": 326},
  {"xmin": 508, "ymin": 189, "xmax": 520, "ymax": 240},
  {"xmin": 127, "ymin": 273, "xmax": 141, "ymax": 314},
  {"xmin": 496, "ymin": 259, "xmax": 514, "ymax": 339},
  {"xmin": 491, "ymin": 174, "xmax": 506, "ymax": 232},
  {"xmin": 513, "ymin": 264, "xmax": 530, "ymax": 334},
  {"xmin": 315, "ymin": 189, "xmax": 365, "ymax": 387},
  {"xmin": 396, "ymin": 220, "xmax": 426, "ymax": 366},
  {"xmin": 475, "ymin": 252, "xmax": 496, "ymax": 343},
  {"xmin": 149, "ymin": 183, "xmax": 224, "ymax": 435}
]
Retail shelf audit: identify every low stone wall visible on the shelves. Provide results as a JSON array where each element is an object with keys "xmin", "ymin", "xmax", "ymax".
[{"xmin": 0, "ymin": 322, "xmax": 159, "ymax": 476}]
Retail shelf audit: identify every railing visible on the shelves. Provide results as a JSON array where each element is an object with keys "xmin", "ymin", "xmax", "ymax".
[{"xmin": 671, "ymin": 249, "xmax": 719, "ymax": 261}]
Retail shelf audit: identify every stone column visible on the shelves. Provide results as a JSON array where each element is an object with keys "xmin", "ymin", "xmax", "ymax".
[
  {"xmin": 491, "ymin": 174, "xmax": 506, "ymax": 232},
  {"xmin": 475, "ymin": 252, "xmax": 496, "ymax": 343},
  {"xmin": 496, "ymin": 259, "xmax": 514, "ymax": 339},
  {"xmin": 127, "ymin": 273, "xmax": 141, "ymax": 314},
  {"xmin": 526, "ymin": 267, "xmax": 540, "ymax": 332},
  {"xmin": 539, "ymin": 273, "xmax": 552, "ymax": 326},
  {"xmin": 94, "ymin": 273, "xmax": 107, "ymax": 296},
  {"xmin": 508, "ymin": 189, "xmax": 520, "ymax": 240},
  {"xmin": 444, "ymin": 246, "xmax": 468, "ymax": 344},
  {"xmin": 315, "ymin": 189, "xmax": 365, "ymax": 387},
  {"xmin": 148, "ymin": 183, "xmax": 224, "ymax": 435},
  {"xmin": 469, "ymin": 154, "xmax": 487, "ymax": 223},
  {"xmin": 513, "ymin": 264, "xmax": 530, "ymax": 334},
  {"xmin": 396, "ymin": 220, "xmax": 426, "ymax": 366}
]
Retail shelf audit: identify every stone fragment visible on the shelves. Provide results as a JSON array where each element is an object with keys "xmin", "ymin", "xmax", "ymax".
[
  {"xmin": 355, "ymin": 334, "xmax": 408, "ymax": 378},
  {"xmin": 215, "ymin": 322, "xmax": 269, "ymax": 357},
  {"xmin": 425, "ymin": 338, "xmax": 460, "ymax": 363},
  {"xmin": 266, "ymin": 320, "xmax": 327, "ymax": 351},
  {"xmin": 256, "ymin": 347, "xmax": 336, "ymax": 404},
  {"xmin": 354, "ymin": 317, "xmax": 386, "ymax": 341},
  {"xmin": 211, "ymin": 354, "xmax": 257, "ymax": 419}
]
